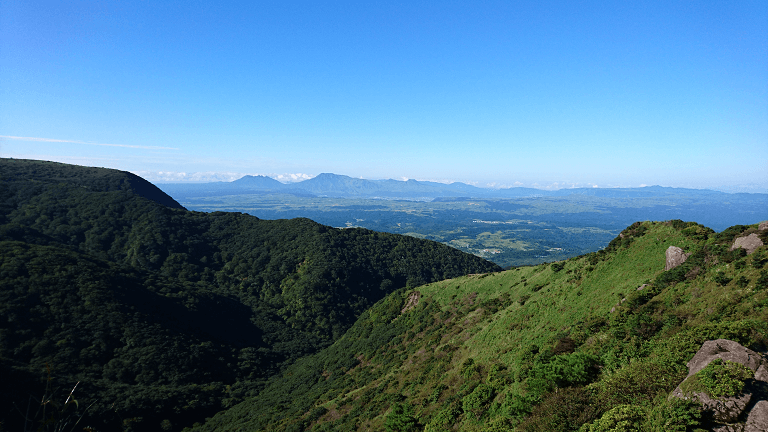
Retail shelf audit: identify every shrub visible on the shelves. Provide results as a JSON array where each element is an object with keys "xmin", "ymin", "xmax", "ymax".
[
  {"xmin": 757, "ymin": 270, "xmax": 768, "ymax": 290},
  {"xmin": 384, "ymin": 402, "xmax": 418, "ymax": 432},
  {"xmin": 666, "ymin": 220, "xmax": 689, "ymax": 230},
  {"xmin": 644, "ymin": 396, "xmax": 702, "ymax": 432},
  {"xmin": 490, "ymin": 392, "xmax": 537, "ymax": 422},
  {"xmin": 424, "ymin": 405, "xmax": 461, "ymax": 432},
  {"xmin": 526, "ymin": 352, "xmax": 600, "ymax": 396},
  {"xmin": 597, "ymin": 358, "xmax": 683, "ymax": 407},
  {"xmin": 553, "ymin": 336, "xmax": 577, "ymax": 355},
  {"xmin": 486, "ymin": 363, "xmax": 510, "ymax": 388},
  {"xmin": 713, "ymin": 273, "xmax": 732, "ymax": 286},
  {"xmin": 752, "ymin": 252, "xmax": 768, "ymax": 269},
  {"xmin": 713, "ymin": 224, "xmax": 748, "ymax": 243},
  {"xmin": 680, "ymin": 359, "xmax": 753, "ymax": 398},
  {"xmin": 462, "ymin": 383, "xmax": 495, "ymax": 420},
  {"xmin": 428, "ymin": 384, "xmax": 448, "ymax": 404},
  {"xmin": 580, "ymin": 404, "xmax": 644, "ymax": 432},
  {"xmin": 516, "ymin": 386, "xmax": 599, "ymax": 432},
  {"xmin": 461, "ymin": 358, "xmax": 481, "ymax": 380},
  {"xmin": 482, "ymin": 417, "xmax": 516, "ymax": 432}
]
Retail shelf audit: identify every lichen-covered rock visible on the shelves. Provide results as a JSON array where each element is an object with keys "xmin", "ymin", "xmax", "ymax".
[
  {"xmin": 686, "ymin": 339, "xmax": 764, "ymax": 376},
  {"xmin": 759, "ymin": 221, "xmax": 768, "ymax": 231},
  {"xmin": 731, "ymin": 233, "xmax": 764, "ymax": 255},
  {"xmin": 671, "ymin": 339, "xmax": 768, "ymax": 430},
  {"xmin": 696, "ymin": 391, "xmax": 752, "ymax": 423},
  {"xmin": 755, "ymin": 364, "xmax": 768, "ymax": 383},
  {"xmin": 745, "ymin": 400, "xmax": 768, "ymax": 432},
  {"xmin": 665, "ymin": 246, "xmax": 690, "ymax": 271}
]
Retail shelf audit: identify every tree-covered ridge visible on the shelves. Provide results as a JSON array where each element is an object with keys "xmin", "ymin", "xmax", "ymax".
[
  {"xmin": 0, "ymin": 158, "xmax": 185, "ymax": 213},
  {"xmin": 0, "ymin": 159, "xmax": 500, "ymax": 431},
  {"xmin": 189, "ymin": 220, "xmax": 768, "ymax": 431}
]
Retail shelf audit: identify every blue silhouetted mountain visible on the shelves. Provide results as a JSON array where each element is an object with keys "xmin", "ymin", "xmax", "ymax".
[
  {"xmin": 231, "ymin": 174, "xmax": 285, "ymax": 190},
  {"xmin": 159, "ymin": 172, "xmax": 558, "ymax": 200},
  {"xmin": 156, "ymin": 172, "xmax": 766, "ymax": 205}
]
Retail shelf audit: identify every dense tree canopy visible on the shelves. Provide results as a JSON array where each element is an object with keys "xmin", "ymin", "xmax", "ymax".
[{"xmin": 0, "ymin": 159, "xmax": 500, "ymax": 431}]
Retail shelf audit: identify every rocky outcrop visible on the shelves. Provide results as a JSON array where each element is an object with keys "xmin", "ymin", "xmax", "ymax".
[
  {"xmin": 401, "ymin": 291, "xmax": 420, "ymax": 313},
  {"xmin": 746, "ymin": 400, "xmax": 768, "ymax": 432},
  {"xmin": 731, "ymin": 233, "xmax": 764, "ymax": 255},
  {"xmin": 712, "ymin": 424, "xmax": 744, "ymax": 432},
  {"xmin": 671, "ymin": 339, "xmax": 768, "ymax": 430},
  {"xmin": 685, "ymin": 340, "xmax": 764, "ymax": 376},
  {"xmin": 758, "ymin": 221, "xmax": 768, "ymax": 231},
  {"xmin": 665, "ymin": 246, "xmax": 691, "ymax": 271},
  {"xmin": 697, "ymin": 391, "xmax": 753, "ymax": 424}
]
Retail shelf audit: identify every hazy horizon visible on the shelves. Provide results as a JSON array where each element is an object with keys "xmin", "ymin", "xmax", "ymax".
[
  {"xmin": 2, "ymin": 1, "xmax": 766, "ymax": 193},
  {"xmin": 133, "ymin": 169, "xmax": 765, "ymax": 194}
]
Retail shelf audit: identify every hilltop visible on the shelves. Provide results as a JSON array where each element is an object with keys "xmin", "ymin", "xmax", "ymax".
[{"xmin": 0, "ymin": 159, "xmax": 499, "ymax": 431}]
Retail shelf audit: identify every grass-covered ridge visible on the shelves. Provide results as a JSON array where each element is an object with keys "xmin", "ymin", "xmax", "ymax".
[{"xmin": 189, "ymin": 220, "xmax": 768, "ymax": 431}]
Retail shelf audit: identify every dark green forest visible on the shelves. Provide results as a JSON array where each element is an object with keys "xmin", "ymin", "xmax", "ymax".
[{"xmin": 0, "ymin": 159, "xmax": 499, "ymax": 431}]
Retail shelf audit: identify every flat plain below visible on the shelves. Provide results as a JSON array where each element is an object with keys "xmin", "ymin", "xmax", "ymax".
[{"xmin": 165, "ymin": 190, "xmax": 767, "ymax": 268}]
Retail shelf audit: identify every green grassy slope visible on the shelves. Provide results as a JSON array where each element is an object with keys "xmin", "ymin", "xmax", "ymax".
[
  {"xmin": 0, "ymin": 159, "xmax": 500, "ymax": 431},
  {"xmin": 190, "ymin": 220, "xmax": 768, "ymax": 431}
]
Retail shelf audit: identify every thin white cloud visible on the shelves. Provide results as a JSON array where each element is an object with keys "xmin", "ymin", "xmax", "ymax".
[
  {"xmin": 136, "ymin": 171, "xmax": 250, "ymax": 183},
  {"xmin": 0, "ymin": 135, "xmax": 179, "ymax": 150},
  {"xmin": 275, "ymin": 173, "xmax": 312, "ymax": 183},
  {"xmin": 137, "ymin": 171, "xmax": 316, "ymax": 184},
  {"xmin": 413, "ymin": 177, "xmax": 460, "ymax": 184}
]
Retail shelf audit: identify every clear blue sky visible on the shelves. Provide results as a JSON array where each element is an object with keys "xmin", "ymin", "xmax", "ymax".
[{"xmin": 2, "ymin": 1, "xmax": 766, "ymax": 191}]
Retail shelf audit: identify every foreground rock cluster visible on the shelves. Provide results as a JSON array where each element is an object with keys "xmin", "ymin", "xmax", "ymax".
[{"xmin": 672, "ymin": 339, "xmax": 768, "ymax": 431}]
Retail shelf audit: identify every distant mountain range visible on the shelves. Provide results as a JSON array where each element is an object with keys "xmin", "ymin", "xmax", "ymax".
[{"xmin": 157, "ymin": 173, "xmax": 763, "ymax": 200}]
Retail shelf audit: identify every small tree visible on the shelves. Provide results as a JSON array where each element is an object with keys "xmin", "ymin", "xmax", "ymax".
[{"xmin": 384, "ymin": 402, "xmax": 418, "ymax": 432}]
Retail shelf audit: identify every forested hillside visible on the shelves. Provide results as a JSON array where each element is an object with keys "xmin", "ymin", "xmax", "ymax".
[
  {"xmin": 0, "ymin": 159, "xmax": 500, "ymax": 431},
  {"xmin": 190, "ymin": 220, "xmax": 768, "ymax": 431}
]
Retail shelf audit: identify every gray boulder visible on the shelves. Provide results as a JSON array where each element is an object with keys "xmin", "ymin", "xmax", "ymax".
[
  {"xmin": 731, "ymin": 233, "xmax": 764, "ymax": 255},
  {"xmin": 665, "ymin": 246, "xmax": 691, "ymax": 271},
  {"xmin": 697, "ymin": 391, "xmax": 753, "ymax": 423},
  {"xmin": 686, "ymin": 339, "xmax": 764, "ymax": 376},
  {"xmin": 756, "ymin": 364, "xmax": 768, "ymax": 382},
  {"xmin": 745, "ymin": 400, "xmax": 768, "ymax": 432},
  {"xmin": 713, "ymin": 423, "xmax": 744, "ymax": 432}
]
